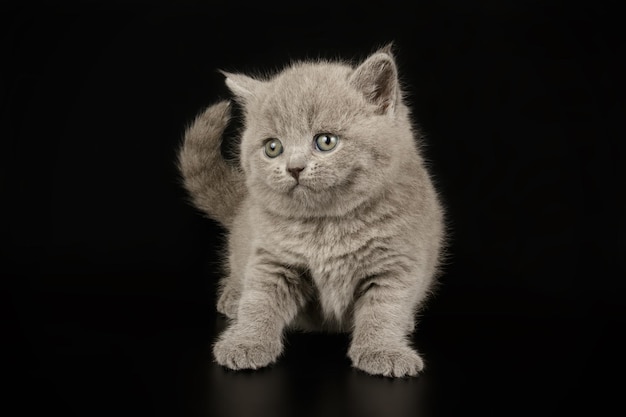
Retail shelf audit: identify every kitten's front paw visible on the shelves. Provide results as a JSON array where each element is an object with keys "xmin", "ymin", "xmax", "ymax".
[
  {"xmin": 348, "ymin": 344, "xmax": 424, "ymax": 378},
  {"xmin": 213, "ymin": 328, "xmax": 283, "ymax": 370},
  {"xmin": 216, "ymin": 286, "xmax": 240, "ymax": 319}
]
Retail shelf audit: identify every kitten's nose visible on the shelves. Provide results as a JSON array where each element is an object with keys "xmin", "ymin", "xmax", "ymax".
[{"xmin": 288, "ymin": 166, "xmax": 304, "ymax": 181}]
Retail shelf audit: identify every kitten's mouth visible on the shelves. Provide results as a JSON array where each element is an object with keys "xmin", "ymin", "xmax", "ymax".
[
  {"xmin": 289, "ymin": 182, "xmax": 304, "ymax": 192},
  {"xmin": 287, "ymin": 182, "xmax": 311, "ymax": 196}
]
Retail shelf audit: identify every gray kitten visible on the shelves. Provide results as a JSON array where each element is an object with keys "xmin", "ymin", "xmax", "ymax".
[{"xmin": 178, "ymin": 47, "xmax": 445, "ymax": 377}]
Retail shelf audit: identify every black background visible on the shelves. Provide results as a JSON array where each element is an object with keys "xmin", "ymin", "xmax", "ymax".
[{"xmin": 3, "ymin": 1, "xmax": 624, "ymax": 416}]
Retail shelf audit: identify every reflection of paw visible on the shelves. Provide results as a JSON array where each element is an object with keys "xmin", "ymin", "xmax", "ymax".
[
  {"xmin": 216, "ymin": 286, "xmax": 240, "ymax": 319},
  {"xmin": 348, "ymin": 344, "xmax": 424, "ymax": 378},
  {"xmin": 213, "ymin": 327, "xmax": 283, "ymax": 370}
]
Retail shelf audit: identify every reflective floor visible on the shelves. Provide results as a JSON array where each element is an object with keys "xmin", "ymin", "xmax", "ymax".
[{"xmin": 10, "ymin": 289, "xmax": 616, "ymax": 417}]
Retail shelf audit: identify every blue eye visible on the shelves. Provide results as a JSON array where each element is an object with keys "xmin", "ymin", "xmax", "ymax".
[
  {"xmin": 314, "ymin": 133, "xmax": 339, "ymax": 151},
  {"xmin": 264, "ymin": 138, "xmax": 283, "ymax": 158}
]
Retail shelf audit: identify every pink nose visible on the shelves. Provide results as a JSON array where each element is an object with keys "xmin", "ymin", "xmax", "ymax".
[{"xmin": 288, "ymin": 167, "xmax": 304, "ymax": 181}]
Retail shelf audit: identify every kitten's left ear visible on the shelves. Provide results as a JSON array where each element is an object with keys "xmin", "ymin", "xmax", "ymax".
[
  {"xmin": 220, "ymin": 70, "xmax": 264, "ymax": 103},
  {"xmin": 349, "ymin": 51, "xmax": 399, "ymax": 115}
]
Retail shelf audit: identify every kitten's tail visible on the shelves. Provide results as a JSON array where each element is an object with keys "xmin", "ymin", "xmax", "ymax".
[{"xmin": 178, "ymin": 101, "xmax": 245, "ymax": 228}]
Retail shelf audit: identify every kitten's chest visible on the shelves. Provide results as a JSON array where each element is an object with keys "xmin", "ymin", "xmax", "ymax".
[
  {"xmin": 276, "ymin": 217, "xmax": 361, "ymax": 260},
  {"xmin": 273, "ymin": 220, "xmax": 357, "ymax": 319},
  {"xmin": 261, "ymin": 212, "xmax": 396, "ymax": 321},
  {"xmin": 269, "ymin": 213, "xmax": 393, "ymax": 279}
]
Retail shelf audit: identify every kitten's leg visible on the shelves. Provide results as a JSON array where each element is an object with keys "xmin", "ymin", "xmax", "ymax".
[
  {"xmin": 348, "ymin": 274, "xmax": 426, "ymax": 378},
  {"xmin": 216, "ymin": 277, "xmax": 241, "ymax": 319},
  {"xmin": 213, "ymin": 255, "xmax": 307, "ymax": 370}
]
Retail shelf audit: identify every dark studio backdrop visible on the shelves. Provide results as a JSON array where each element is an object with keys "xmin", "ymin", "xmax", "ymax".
[{"xmin": 3, "ymin": 1, "xmax": 624, "ymax": 416}]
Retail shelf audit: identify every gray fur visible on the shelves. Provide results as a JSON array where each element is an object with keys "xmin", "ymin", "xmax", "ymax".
[
  {"xmin": 178, "ymin": 48, "xmax": 445, "ymax": 377},
  {"xmin": 178, "ymin": 102, "xmax": 245, "ymax": 228}
]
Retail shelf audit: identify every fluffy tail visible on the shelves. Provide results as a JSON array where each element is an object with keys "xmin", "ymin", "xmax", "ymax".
[{"xmin": 178, "ymin": 101, "xmax": 245, "ymax": 228}]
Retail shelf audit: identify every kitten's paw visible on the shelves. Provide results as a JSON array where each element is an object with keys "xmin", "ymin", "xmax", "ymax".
[
  {"xmin": 348, "ymin": 345, "xmax": 424, "ymax": 378},
  {"xmin": 213, "ymin": 328, "xmax": 282, "ymax": 370},
  {"xmin": 216, "ymin": 286, "xmax": 240, "ymax": 319}
]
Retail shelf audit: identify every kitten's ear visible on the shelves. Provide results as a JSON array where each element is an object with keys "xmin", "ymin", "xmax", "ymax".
[
  {"xmin": 220, "ymin": 71, "xmax": 263, "ymax": 102},
  {"xmin": 349, "ymin": 51, "xmax": 399, "ymax": 115}
]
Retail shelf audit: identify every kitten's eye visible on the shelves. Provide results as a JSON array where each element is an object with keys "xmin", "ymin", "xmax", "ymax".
[
  {"xmin": 314, "ymin": 133, "xmax": 339, "ymax": 152},
  {"xmin": 264, "ymin": 138, "xmax": 283, "ymax": 158}
]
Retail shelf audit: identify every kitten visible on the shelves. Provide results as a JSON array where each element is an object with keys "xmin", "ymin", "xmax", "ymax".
[{"xmin": 178, "ymin": 46, "xmax": 445, "ymax": 377}]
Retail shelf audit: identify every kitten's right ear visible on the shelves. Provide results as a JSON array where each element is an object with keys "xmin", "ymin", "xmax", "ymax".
[{"xmin": 220, "ymin": 71, "xmax": 263, "ymax": 102}]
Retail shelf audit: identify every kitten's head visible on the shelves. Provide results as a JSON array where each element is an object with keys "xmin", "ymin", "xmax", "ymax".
[{"xmin": 224, "ymin": 48, "xmax": 418, "ymax": 218}]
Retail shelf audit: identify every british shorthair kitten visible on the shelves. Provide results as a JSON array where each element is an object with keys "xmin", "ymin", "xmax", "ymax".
[{"xmin": 178, "ymin": 46, "xmax": 445, "ymax": 377}]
